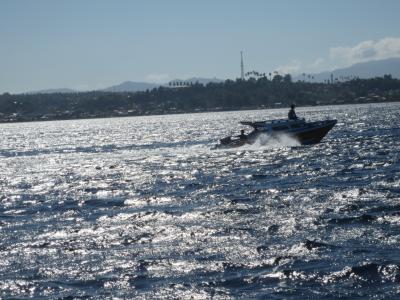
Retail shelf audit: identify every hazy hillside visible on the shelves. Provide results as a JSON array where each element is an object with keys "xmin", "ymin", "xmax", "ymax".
[
  {"xmin": 103, "ymin": 81, "xmax": 160, "ymax": 92},
  {"xmin": 296, "ymin": 57, "xmax": 400, "ymax": 82}
]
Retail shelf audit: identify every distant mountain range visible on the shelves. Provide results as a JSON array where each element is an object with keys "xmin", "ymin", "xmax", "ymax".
[
  {"xmin": 294, "ymin": 57, "xmax": 400, "ymax": 82},
  {"xmin": 102, "ymin": 81, "xmax": 160, "ymax": 92},
  {"xmin": 25, "ymin": 58, "xmax": 400, "ymax": 94},
  {"xmin": 103, "ymin": 77, "xmax": 223, "ymax": 92},
  {"xmin": 27, "ymin": 77, "xmax": 223, "ymax": 94}
]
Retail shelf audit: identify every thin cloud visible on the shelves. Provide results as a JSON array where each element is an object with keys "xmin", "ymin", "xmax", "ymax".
[
  {"xmin": 276, "ymin": 60, "xmax": 302, "ymax": 75},
  {"xmin": 291, "ymin": 37, "xmax": 400, "ymax": 74},
  {"xmin": 311, "ymin": 57, "xmax": 324, "ymax": 68},
  {"xmin": 330, "ymin": 37, "xmax": 400, "ymax": 66}
]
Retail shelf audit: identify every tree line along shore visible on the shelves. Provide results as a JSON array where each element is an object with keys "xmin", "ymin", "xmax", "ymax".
[{"xmin": 0, "ymin": 75, "xmax": 399, "ymax": 123}]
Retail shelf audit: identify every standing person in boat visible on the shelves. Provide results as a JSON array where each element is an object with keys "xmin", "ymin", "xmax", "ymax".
[{"xmin": 288, "ymin": 104, "xmax": 298, "ymax": 120}]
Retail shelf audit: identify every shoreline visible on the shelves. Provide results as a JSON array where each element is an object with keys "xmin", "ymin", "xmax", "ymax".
[{"xmin": 0, "ymin": 100, "xmax": 398, "ymax": 125}]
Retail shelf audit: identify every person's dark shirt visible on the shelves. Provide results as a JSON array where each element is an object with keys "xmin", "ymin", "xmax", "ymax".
[{"xmin": 288, "ymin": 108, "xmax": 297, "ymax": 120}]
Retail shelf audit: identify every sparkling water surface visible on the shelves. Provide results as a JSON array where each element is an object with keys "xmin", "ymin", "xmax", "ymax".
[{"xmin": 1, "ymin": 103, "xmax": 400, "ymax": 299}]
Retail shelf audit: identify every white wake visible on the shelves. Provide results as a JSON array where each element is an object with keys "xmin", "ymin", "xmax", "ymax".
[{"xmin": 239, "ymin": 132, "xmax": 301, "ymax": 150}]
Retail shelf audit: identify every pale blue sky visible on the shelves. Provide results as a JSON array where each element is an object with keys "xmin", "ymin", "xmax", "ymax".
[{"xmin": 1, "ymin": 0, "xmax": 400, "ymax": 93}]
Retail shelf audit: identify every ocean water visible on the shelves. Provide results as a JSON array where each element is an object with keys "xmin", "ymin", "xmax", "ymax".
[{"xmin": 0, "ymin": 103, "xmax": 399, "ymax": 299}]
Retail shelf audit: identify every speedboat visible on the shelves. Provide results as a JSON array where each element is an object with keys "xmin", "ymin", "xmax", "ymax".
[{"xmin": 212, "ymin": 117, "xmax": 337, "ymax": 149}]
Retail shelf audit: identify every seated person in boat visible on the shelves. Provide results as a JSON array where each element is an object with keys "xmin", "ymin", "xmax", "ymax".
[
  {"xmin": 288, "ymin": 104, "xmax": 298, "ymax": 120},
  {"xmin": 238, "ymin": 129, "xmax": 247, "ymax": 140}
]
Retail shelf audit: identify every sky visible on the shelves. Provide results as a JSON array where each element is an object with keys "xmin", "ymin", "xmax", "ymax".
[{"xmin": 1, "ymin": 0, "xmax": 400, "ymax": 93}]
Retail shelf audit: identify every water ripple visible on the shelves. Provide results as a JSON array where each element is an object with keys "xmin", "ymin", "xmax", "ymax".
[{"xmin": 1, "ymin": 103, "xmax": 400, "ymax": 298}]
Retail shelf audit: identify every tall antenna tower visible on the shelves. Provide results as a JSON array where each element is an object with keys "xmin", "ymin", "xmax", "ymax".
[{"xmin": 240, "ymin": 51, "xmax": 244, "ymax": 80}]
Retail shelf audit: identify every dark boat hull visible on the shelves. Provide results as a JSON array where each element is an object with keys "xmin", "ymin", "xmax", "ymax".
[{"xmin": 285, "ymin": 119, "xmax": 337, "ymax": 145}]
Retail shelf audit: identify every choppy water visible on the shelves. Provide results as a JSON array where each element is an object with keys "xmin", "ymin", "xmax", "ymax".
[{"xmin": 1, "ymin": 103, "xmax": 400, "ymax": 299}]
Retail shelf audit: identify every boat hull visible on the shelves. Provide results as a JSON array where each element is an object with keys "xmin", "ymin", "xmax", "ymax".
[{"xmin": 285, "ymin": 119, "xmax": 337, "ymax": 145}]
